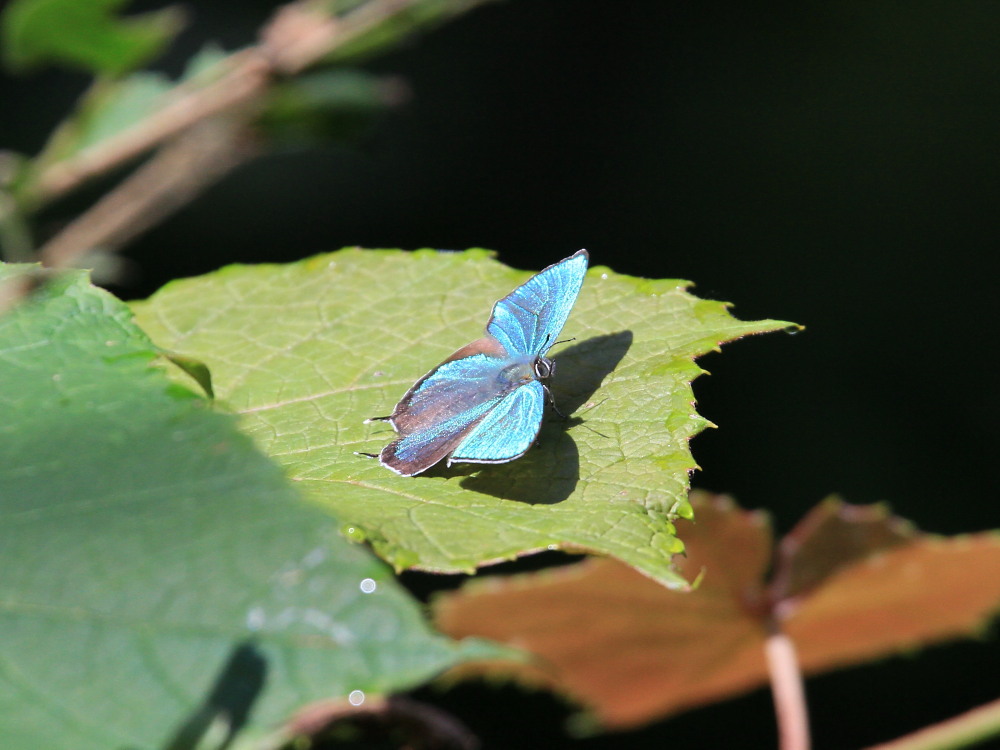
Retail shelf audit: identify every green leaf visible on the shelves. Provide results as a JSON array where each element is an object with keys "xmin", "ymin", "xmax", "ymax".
[
  {"xmin": 162, "ymin": 350, "xmax": 214, "ymax": 398},
  {"xmin": 261, "ymin": 70, "xmax": 403, "ymax": 148},
  {"xmin": 322, "ymin": 0, "xmax": 496, "ymax": 64},
  {"xmin": 30, "ymin": 72, "xmax": 173, "ymax": 175},
  {"xmin": 130, "ymin": 248, "xmax": 792, "ymax": 588},
  {"xmin": 72, "ymin": 72, "xmax": 173, "ymax": 149},
  {"xmin": 0, "ymin": 263, "xmax": 502, "ymax": 750},
  {"xmin": 1, "ymin": 0, "xmax": 183, "ymax": 75}
]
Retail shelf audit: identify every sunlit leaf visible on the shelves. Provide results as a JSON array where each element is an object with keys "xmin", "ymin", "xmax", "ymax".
[{"xmin": 131, "ymin": 249, "xmax": 792, "ymax": 588}]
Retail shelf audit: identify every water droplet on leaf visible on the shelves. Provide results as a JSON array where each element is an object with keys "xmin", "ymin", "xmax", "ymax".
[{"xmin": 341, "ymin": 524, "xmax": 367, "ymax": 542}]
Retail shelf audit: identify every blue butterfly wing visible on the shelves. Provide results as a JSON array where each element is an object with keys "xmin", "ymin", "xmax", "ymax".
[
  {"xmin": 379, "ymin": 342, "xmax": 516, "ymax": 475},
  {"xmin": 486, "ymin": 249, "xmax": 589, "ymax": 357},
  {"xmin": 376, "ymin": 251, "xmax": 588, "ymax": 475},
  {"xmin": 449, "ymin": 379, "xmax": 546, "ymax": 464}
]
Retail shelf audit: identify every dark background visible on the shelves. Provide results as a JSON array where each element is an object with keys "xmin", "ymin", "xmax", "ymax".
[{"xmin": 3, "ymin": 2, "xmax": 999, "ymax": 748}]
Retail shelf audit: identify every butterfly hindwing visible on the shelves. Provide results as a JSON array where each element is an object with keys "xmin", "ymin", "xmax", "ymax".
[
  {"xmin": 380, "ymin": 344, "xmax": 518, "ymax": 475},
  {"xmin": 487, "ymin": 249, "xmax": 589, "ymax": 357},
  {"xmin": 449, "ymin": 379, "xmax": 546, "ymax": 464}
]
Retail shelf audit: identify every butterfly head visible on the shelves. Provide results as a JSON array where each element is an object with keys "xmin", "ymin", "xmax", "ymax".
[{"xmin": 534, "ymin": 355, "xmax": 555, "ymax": 380}]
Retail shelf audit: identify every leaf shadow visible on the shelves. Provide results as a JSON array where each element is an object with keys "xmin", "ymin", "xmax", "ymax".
[
  {"xmin": 452, "ymin": 331, "xmax": 633, "ymax": 505},
  {"xmin": 158, "ymin": 641, "xmax": 267, "ymax": 750}
]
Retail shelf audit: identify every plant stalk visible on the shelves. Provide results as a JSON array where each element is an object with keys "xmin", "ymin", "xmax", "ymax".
[
  {"xmin": 765, "ymin": 629, "xmax": 811, "ymax": 750},
  {"xmin": 863, "ymin": 697, "xmax": 1000, "ymax": 750}
]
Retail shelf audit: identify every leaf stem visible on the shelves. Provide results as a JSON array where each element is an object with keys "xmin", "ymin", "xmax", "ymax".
[
  {"xmin": 863, "ymin": 697, "xmax": 1000, "ymax": 750},
  {"xmin": 765, "ymin": 628, "xmax": 811, "ymax": 750}
]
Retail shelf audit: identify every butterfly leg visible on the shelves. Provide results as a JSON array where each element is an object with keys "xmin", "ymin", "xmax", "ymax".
[
  {"xmin": 542, "ymin": 384, "xmax": 567, "ymax": 419},
  {"xmin": 358, "ymin": 413, "xmax": 390, "ymax": 460}
]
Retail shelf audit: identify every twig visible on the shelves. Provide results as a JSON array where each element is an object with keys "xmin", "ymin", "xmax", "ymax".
[
  {"xmin": 863, "ymin": 697, "xmax": 1000, "ymax": 750},
  {"xmin": 257, "ymin": 695, "xmax": 480, "ymax": 750},
  {"xmin": 28, "ymin": 50, "xmax": 271, "ymax": 206},
  {"xmin": 765, "ymin": 629, "xmax": 811, "ymax": 750},
  {"xmin": 38, "ymin": 117, "xmax": 260, "ymax": 269},
  {"xmin": 28, "ymin": 0, "xmax": 493, "ymax": 210},
  {"xmin": 17, "ymin": 0, "xmax": 494, "ymax": 277}
]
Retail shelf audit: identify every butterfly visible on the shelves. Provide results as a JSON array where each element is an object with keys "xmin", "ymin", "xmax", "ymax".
[{"xmin": 366, "ymin": 250, "xmax": 589, "ymax": 476}]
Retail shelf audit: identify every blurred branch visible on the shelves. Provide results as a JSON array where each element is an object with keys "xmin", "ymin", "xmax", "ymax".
[
  {"xmin": 258, "ymin": 695, "xmax": 479, "ymax": 750},
  {"xmin": 766, "ymin": 629, "xmax": 811, "ymax": 750},
  {"xmin": 0, "ymin": 192, "xmax": 34, "ymax": 262},
  {"xmin": 38, "ymin": 117, "xmax": 260, "ymax": 269},
  {"xmin": 863, "ymin": 697, "xmax": 1000, "ymax": 750},
  {"xmin": 20, "ymin": 0, "xmax": 495, "ymax": 273},
  {"xmin": 27, "ymin": 49, "xmax": 270, "ymax": 206}
]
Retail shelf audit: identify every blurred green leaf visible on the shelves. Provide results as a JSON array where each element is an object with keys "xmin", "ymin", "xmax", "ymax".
[
  {"xmin": 0, "ymin": 159, "xmax": 34, "ymax": 260},
  {"xmin": 131, "ymin": 248, "xmax": 793, "ymax": 588},
  {"xmin": 63, "ymin": 72, "xmax": 172, "ymax": 150},
  {"xmin": 322, "ymin": 0, "xmax": 495, "ymax": 64},
  {"xmin": 1, "ymin": 0, "xmax": 183, "ymax": 75},
  {"xmin": 0, "ymin": 263, "xmax": 503, "ymax": 750},
  {"xmin": 262, "ymin": 70, "xmax": 405, "ymax": 147}
]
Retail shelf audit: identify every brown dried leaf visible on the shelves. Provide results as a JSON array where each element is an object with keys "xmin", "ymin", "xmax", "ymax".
[
  {"xmin": 770, "ymin": 497, "xmax": 915, "ymax": 603},
  {"xmin": 433, "ymin": 492, "xmax": 1000, "ymax": 728}
]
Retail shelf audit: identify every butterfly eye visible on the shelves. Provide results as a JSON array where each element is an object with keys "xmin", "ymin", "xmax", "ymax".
[{"xmin": 534, "ymin": 357, "xmax": 555, "ymax": 379}]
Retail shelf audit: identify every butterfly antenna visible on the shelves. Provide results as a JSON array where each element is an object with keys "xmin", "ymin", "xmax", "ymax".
[
  {"xmin": 581, "ymin": 398, "xmax": 611, "ymax": 440},
  {"xmin": 355, "ymin": 451, "xmax": 379, "ymax": 460},
  {"xmin": 552, "ymin": 336, "xmax": 576, "ymax": 347},
  {"xmin": 578, "ymin": 396, "xmax": 608, "ymax": 415},
  {"xmin": 364, "ymin": 415, "xmax": 392, "ymax": 424},
  {"xmin": 579, "ymin": 422, "xmax": 610, "ymax": 439}
]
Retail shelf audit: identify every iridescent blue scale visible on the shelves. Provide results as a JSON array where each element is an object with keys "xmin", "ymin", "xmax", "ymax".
[{"xmin": 372, "ymin": 250, "xmax": 589, "ymax": 476}]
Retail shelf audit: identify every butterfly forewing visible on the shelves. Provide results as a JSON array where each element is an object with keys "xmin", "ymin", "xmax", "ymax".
[
  {"xmin": 449, "ymin": 379, "xmax": 546, "ymax": 464},
  {"xmin": 487, "ymin": 249, "xmax": 589, "ymax": 357}
]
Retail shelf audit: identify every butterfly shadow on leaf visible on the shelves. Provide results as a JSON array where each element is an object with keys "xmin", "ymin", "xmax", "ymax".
[{"xmin": 455, "ymin": 330, "xmax": 633, "ymax": 505}]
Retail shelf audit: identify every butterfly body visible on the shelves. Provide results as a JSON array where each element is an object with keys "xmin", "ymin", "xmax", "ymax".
[{"xmin": 372, "ymin": 250, "xmax": 588, "ymax": 476}]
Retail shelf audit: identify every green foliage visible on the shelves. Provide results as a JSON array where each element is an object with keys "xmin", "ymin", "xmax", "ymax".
[
  {"xmin": 261, "ymin": 70, "xmax": 401, "ymax": 147},
  {"xmin": 0, "ymin": 264, "xmax": 504, "ymax": 750},
  {"xmin": 131, "ymin": 248, "xmax": 792, "ymax": 589},
  {"xmin": 0, "ymin": 0, "xmax": 182, "ymax": 75},
  {"xmin": 321, "ymin": 0, "xmax": 492, "ymax": 64}
]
